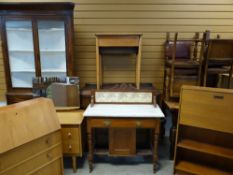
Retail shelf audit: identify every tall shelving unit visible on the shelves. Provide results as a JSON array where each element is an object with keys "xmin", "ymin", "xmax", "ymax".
[{"xmin": 0, "ymin": 3, "xmax": 75, "ymax": 104}]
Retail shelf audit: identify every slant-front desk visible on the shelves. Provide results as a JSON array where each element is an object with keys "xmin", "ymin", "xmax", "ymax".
[{"xmin": 83, "ymin": 91, "xmax": 164, "ymax": 173}]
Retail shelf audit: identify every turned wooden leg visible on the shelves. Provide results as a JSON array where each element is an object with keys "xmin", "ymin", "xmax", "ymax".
[
  {"xmin": 88, "ymin": 130, "xmax": 93, "ymax": 173},
  {"xmin": 169, "ymin": 109, "xmax": 178, "ymax": 159},
  {"xmin": 72, "ymin": 156, "xmax": 77, "ymax": 173},
  {"xmin": 153, "ymin": 126, "xmax": 160, "ymax": 173}
]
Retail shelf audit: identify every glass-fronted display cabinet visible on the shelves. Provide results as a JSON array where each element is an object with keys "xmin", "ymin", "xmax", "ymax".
[{"xmin": 0, "ymin": 3, "xmax": 74, "ymax": 104}]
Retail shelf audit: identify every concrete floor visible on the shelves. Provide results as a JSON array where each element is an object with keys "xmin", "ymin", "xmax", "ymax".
[{"xmin": 64, "ymin": 111, "xmax": 173, "ymax": 175}]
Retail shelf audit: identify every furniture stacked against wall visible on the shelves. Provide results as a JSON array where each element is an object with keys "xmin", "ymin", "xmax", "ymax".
[
  {"xmin": 0, "ymin": 2, "xmax": 75, "ymax": 104},
  {"xmin": 84, "ymin": 90, "xmax": 164, "ymax": 173},
  {"xmin": 174, "ymin": 85, "xmax": 233, "ymax": 175},
  {"xmin": 162, "ymin": 30, "xmax": 233, "ymax": 159},
  {"xmin": 218, "ymin": 73, "xmax": 233, "ymax": 89},
  {"xmin": 57, "ymin": 110, "xmax": 85, "ymax": 173},
  {"xmin": 0, "ymin": 98, "xmax": 64, "ymax": 175},
  {"xmin": 202, "ymin": 31, "xmax": 233, "ymax": 88},
  {"xmin": 162, "ymin": 32, "xmax": 204, "ymax": 159},
  {"xmin": 163, "ymin": 32, "xmax": 203, "ymax": 101}
]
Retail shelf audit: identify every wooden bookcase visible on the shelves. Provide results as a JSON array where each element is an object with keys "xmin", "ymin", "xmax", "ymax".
[
  {"xmin": 174, "ymin": 86, "xmax": 233, "ymax": 175},
  {"xmin": 0, "ymin": 2, "xmax": 75, "ymax": 104}
]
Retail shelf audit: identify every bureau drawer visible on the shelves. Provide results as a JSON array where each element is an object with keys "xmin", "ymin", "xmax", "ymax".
[
  {"xmin": 0, "ymin": 131, "xmax": 61, "ymax": 172},
  {"xmin": 0, "ymin": 143, "xmax": 62, "ymax": 175},
  {"xmin": 61, "ymin": 127, "xmax": 80, "ymax": 141},
  {"xmin": 33, "ymin": 159, "xmax": 63, "ymax": 175},
  {"xmin": 87, "ymin": 118, "xmax": 160, "ymax": 128}
]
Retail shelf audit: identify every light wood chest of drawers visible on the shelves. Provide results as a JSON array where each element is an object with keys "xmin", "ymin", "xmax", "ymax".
[
  {"xmin": 0, "ymin": 98, "xmax": 64, "ymax": 175},
  {"xmin": 57, "ymin": 110, "xmax": 84, "ymax": 173}
]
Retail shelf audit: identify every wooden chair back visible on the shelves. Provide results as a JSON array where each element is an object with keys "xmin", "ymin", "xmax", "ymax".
[
  {"xmin": 203, "ymin": 36, "xmax": 233, "ymax": 88},
  {"xmin": 163, "ymin": 32, "xmax": 203, "ymax": 100}
]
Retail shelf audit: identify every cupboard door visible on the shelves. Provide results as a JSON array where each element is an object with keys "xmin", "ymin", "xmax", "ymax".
[
  {"xmin": 5, "ymin": 20, "xmax": 36, "ymax": 88},
  {"xmin": 37, "ymin": 20, "xmax": 67, "ymax": 77}
]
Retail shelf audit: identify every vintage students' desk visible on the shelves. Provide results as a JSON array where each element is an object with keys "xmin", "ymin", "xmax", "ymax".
[
  {"xmin": 56, "ymin": 109, "xmax": 85, "ymax": 173},
  {"xmin": 0, "ymin": 98, "xmax": 64, "ymax": 175}
]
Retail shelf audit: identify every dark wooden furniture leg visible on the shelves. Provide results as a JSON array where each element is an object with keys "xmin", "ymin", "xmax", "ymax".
[
  {"xmin": 153, "ymin": 121, "xmax": 160, "ymax": 173},
  {"xmin": 169, "ymin": 109, "xmax": 178, "ymax": 159},
  {"xmin": 87, "ymin": 120, "xmax": 93, "ymax": 173}
]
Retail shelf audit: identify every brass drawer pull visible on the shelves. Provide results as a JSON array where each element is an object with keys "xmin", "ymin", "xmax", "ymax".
[
  {"xmin": 103, "ymin": 120, "xmax": 111, "ymax": 126},
  {"xmin": 136, "ymin": 121, "xmax": 142, "ymax": 127},
  {"xmin": 67, "ymin": 132, "xmax": 72, "ymax": 138},
  {"xmin": 68, "ymin": 145, "xmax": 72, "ymax": 151}
]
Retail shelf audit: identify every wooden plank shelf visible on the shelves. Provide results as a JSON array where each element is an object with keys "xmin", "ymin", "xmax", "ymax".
[
  {"xmin": 177, "ymin": 139, "xmax": 233, "ymax": 160},
  {"xmin": 175, "ymin": 161, "xmax": 232, "ymax": 175}
]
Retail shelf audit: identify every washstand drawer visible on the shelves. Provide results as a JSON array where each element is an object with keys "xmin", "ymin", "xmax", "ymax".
[{"xmin": 88, "ymin": 118, "xmax": 160, "ymax": 128}]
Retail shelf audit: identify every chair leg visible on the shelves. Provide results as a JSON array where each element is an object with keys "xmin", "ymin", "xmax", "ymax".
[
  {"xmin": 203, "ymin": 60, "xmax": 208, "ymax": 87},
  {"xmin": 228, "ymin": 62, "xmax": 233, "ymax": 88}
]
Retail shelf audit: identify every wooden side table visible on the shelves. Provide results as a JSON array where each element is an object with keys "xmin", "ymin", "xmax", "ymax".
[
  {"xmin": 57, "ymin": 110, "xmax": 84, "ymax": 173},
  {"xmin": 163, "ymin": 100, "xmax": 179, "ymax": 159}
]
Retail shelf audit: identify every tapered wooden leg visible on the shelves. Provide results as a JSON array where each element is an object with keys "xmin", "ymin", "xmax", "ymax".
[
  {"xmin": 88, "ymin": 131, "xmax": 93, "ymax": 173},
  {"xmin": 153, "ymin": 129, "xmax": 159, "ymax": 173},
  {"xmin": 72, "ymin": 156, "xmax": 77, "ymax": 173}
]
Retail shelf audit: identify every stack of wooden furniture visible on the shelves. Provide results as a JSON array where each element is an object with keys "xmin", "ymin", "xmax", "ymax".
[
  {"xmin": 0, "ymin": 98, "xmax": 64, "ymax": 175},
  {"xmin": 202, "ymin": 31, "xmax": 233, "ymax": 88},
  {"xmin": 162, "ymin": 32, "xmax": 204, "ymax": 158},
  {"xmin": 174, "ymin": 86, "xmax": 233, "ymax": 175},
  {"xmin": 163, "ymin": 32, "xmax": 203, "ymax": 100},
  {"xmin": 0, "ymin": 2, "xmax": 74, "ymax": 104},
  {"xmin": 57, "ymin": 110, "xmax": 85, "ymax": 173}
]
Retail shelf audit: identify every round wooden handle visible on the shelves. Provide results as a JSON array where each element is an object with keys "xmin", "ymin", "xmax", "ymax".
[
  {"xmin": 45, "ymin": 138, "xmax": 50, "ymax": 144},
  {"xmin": 47, "ymin": 153, "xmax": 52, "ymax": 159},
  {"xmin": 67, "ymin": 132, "xmax": 72, "ymax": 138}
]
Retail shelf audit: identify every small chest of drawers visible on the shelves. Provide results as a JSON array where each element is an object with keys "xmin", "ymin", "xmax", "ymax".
[{"xmin": 57, "ymin": 110, "xmax": 84, "ymax": 173}]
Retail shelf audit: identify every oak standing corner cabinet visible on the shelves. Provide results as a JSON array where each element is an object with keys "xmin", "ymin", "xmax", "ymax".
[
  {"xmin": 0, "ymin": 2, "xmax": 75, "ymax": 104},
  {"xmin": 0, "ymin": 98, "xmax": 64, "ymax": 175}
]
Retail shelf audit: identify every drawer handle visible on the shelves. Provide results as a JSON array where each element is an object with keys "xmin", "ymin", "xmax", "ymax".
[
  {"xmin": 104, "ymin": 120, "xmax": 111, "ymax": 126},
  {"xmin": 213, "ymin": 95, "xmax": 224, "ymax": 99},
  {"xmin": 45, "ymin": 138, "xmax": 50, "ymax": 144},
  {"xmin": 136, "ymin": 121, "xmax": 141, "ymax": 127},
  {"xmin": 47, "ymin": 153, "xmax": 52, "ymax": 159},
  {"xmin": 67, "ymin": 132, "xmax": 72, "ymax": 138},
  {"xmin": 68, "ymin": 145, "xmax": 72, "ymax": 151}
]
